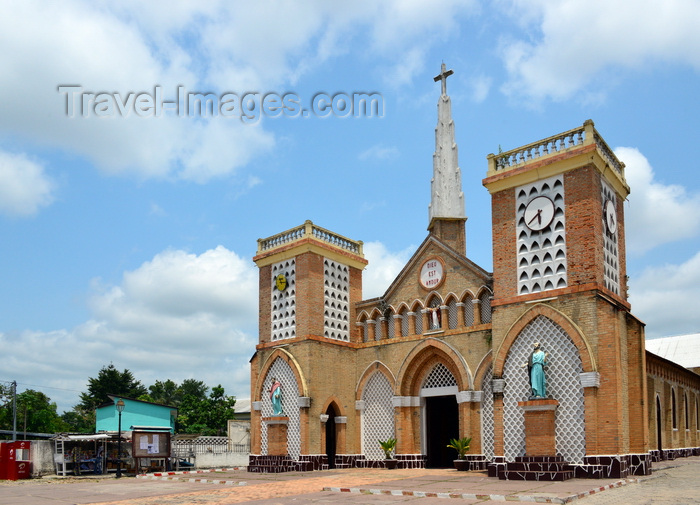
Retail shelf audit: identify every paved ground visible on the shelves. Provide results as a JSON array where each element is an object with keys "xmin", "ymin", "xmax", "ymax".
[{"xmin": 1, "ymin": 457, "xmax": 699, "ymax": 504}]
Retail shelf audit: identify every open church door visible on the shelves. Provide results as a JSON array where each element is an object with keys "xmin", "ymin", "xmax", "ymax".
[{"xmin": 425, "ymin": 395, "xmax": 459, "ymax": 468}]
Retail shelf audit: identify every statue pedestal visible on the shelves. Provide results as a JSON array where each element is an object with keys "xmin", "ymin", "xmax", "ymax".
[
  {"xmin": 264, "ymin": 416, "xmax": 289, "ymax": 456},
  {"xmin": 518, "ymin": 399, "xmax": 558, "ymax": 456}
]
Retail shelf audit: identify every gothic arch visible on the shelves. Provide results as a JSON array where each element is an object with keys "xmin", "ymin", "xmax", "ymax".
[
  {"xmin": 459, "ymin": 289, "xmax": 476, "ymax": 302},
  {"xmin": 395, "ymin": 338, "xmax": 473, "ymax": 395},
  {"xmin": 476, "ymin": 285, "xmax": 493, "ymax": 298},
  {"xmin": 473, "ymin": 350, "xmax": 494, "ymax": 391},
  {"xmin": 356, "ymin": 361, "xmax": 396, "ymax": 400},
  {"xmin": 423, "ymin": 290, "xmax": 444, "ymax": 306},
  {"xmin": 493, "ymin": 303, "xmax": 596, "ymax": 377},
  {"xmin": 254, "ymin": 348, "xmax": 308, "ymax": 401},
  {"xmin": 320, "ymin": 395, "xmax": 346, "ymax": 417}
]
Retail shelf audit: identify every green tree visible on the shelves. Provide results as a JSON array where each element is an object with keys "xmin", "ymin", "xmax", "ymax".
[
  {"xmin": 0, "ymin": 389, "xmax": 69, "ymax": 434},
  {"xmin": 176, "ymin": 384, "xmax": 236, "ymax": 435},
  {"xmin": 148, "ymin": 379, "xmax": 179, "ymax": 405},
  {"xmin": 78, "ymin": 364, "xmax": 147, "ymax": 411},
  {"xmin": 177, "ymin": 379, "xmax": 208, "ymax": 402}
]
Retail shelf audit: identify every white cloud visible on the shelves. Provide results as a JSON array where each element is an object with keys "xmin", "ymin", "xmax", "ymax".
[
  {"xmin": 629, "ymin": 250, "xmax": 700, "ymax": 338},
  {"xmin": 616, "ymin": 147, "xmax": 700, "ymax": 254},
  {"xmin": 0, "ymin": 150, "xmax": 54, "ymax": 216},
  {"xmin": 2, "ymin": 245, "xmax": 258, "ymax": 412},
  {"xmin": 498, "ymin": 0, "xmax": 700, "ymax": 102},
  {"xmin": 362, "ymin": 241, "xmax": 415, "ymax": 299},
  {"xmin": 0, "ymin": 1, "xmax": 480, "ymax": 183},
  {"xmin": 359, "ymin": 144, "xmax": 400, "ymax": 162}
]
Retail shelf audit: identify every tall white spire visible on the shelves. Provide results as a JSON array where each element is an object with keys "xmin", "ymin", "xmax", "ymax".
[{"xmin": 429, "ymin": 63, "xmax": 465, "ymax": 223}]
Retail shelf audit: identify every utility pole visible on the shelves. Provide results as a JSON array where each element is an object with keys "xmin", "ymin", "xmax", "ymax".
[{"xmin": 12, "ymin": 381, "xmax": 17, "ymax": 441}]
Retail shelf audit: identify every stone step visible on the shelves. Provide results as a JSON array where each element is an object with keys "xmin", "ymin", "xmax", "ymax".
[
  {"xmin": 504, "ymin": 462, "xmax": 572, "ymax": 472},
  {"xmin": 500, "ymin": 469, "xmax": 574, "ymax": 481},
  {"xmin": 514, "ymin": 455, "xmax": 566, "ymax": 463}
]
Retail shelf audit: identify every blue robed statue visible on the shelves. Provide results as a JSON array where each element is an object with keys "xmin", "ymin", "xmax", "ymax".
[
  {"xmin": 269, "ymin": 378, "xmax": 283, "ymax": 416},
  {"xmin": 525, "ymin": 342, "xmax": 548, "ymax": 399}
]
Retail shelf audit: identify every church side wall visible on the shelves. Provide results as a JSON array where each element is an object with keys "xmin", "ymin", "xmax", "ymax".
[{"xmin": 647, "ymin": 352, "xmax": 700, "ymax": 457}]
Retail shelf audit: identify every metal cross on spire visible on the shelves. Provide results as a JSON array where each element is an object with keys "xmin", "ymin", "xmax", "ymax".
[{"xmin": 434, "ymin": 62, "xmax": 454, "ymax": 96}]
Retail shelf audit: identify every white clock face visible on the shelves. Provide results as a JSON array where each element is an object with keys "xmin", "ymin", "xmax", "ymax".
[
  {"xmin": 524, "ymin": 196, "xmax": 555, "ymax": 231},
  {"xmin": 604, "ymin": 199, "xmax": 617, "ymax": 234}
]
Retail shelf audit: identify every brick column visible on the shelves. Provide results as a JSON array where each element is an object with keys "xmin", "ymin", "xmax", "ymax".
[
  {"xmin": 367, "ymin": 320, "xmax": 376, "ymax": 341},
  {"xmin": 473, "ymin": 299, "xmax": 482, "ymax": 325},
  {"xmin": 456, "ymin": 302, "xmax": 466, "ymax": 327},
  {"xmin": 440, "ymin": 305, "xmax": 448, "ymax": 329},
  {"xmin": 392, "ymin": 314, "xmax": 402, "ymax": 337}
]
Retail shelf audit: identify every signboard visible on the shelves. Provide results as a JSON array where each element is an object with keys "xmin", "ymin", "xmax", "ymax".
[{"xmin": 419, "ymin": 258, "xmax": 445, "ymax": 290}]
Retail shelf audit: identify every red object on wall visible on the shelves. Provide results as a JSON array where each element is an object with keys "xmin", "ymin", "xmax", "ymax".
[{"xmin": 0, "ymin": 441, "xmax": 32, "ymax": 480}]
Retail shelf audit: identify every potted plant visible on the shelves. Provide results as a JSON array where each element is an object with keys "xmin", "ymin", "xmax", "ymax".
[
  {"xmin": 446, "ymin": 437, "xmax": 472, "ymax": 471},
  {"xmin": 379, "ymin": 437, "xmax": 398, "ymax": 469}
]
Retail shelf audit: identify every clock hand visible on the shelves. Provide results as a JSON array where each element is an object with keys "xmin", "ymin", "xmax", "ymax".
[{"xmin": 528, "ymin": 209, "xmax": 542, "ymax": 225}]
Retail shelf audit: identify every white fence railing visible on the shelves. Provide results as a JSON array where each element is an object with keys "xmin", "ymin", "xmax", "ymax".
[{"xmin": 172, "ymin": 436, "xmax": 249, "ymax": 456}]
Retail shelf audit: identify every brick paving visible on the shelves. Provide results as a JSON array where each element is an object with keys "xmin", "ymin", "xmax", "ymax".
[{"xmin": 1, "ymin": 457, "xmax": 698, "ymax": 504}]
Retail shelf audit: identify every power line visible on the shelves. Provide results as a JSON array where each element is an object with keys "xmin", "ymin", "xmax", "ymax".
[{"xmin": 0, "ymin": 380, "xmax": 82, "ymax": 394}]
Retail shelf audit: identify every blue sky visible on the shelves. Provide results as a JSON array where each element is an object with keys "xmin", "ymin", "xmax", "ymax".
[{"xmin": 2, "ymin": 0, "xmax": 700, "ymax": 414}]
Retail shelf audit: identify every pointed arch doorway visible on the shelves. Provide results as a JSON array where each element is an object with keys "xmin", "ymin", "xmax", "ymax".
[
  {"xmin": 421, "ymin": 363, "xmax": 460, "ymax": 468},
  {"xmin": 325, "ymin": 404, "xmax": 337, "ymax": 469}
]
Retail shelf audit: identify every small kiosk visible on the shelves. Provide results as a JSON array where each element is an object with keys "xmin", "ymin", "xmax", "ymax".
[{"xmin": 53, "ymin": 433, "xmax": 127, "ymax": 476}]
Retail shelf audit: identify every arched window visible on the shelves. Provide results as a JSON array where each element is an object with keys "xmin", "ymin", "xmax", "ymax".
[
  {"xmin": 399, "ymin": 307, "xmax": 410, "ymax": 337},
  {"xmin": 413, "ymin": 305, "xmax": 424, "ymax": 335},
  {"xmin": 479, "ymin": 291, "xmax": 492, "ymax": 323},
  {"xmin": 447, "ymin": 298, "xmax": 458, "ymax": 329},
  {"xmin": 386, "ymin": 309, "xmax": 395, "ymax": 339},
  {"xmin": 672, "ymin": 388, "xmax": 678, "ymax": 430},
  {"xmin": 463, "ymin": 296, "xmax": 474, "ymax": 326}
]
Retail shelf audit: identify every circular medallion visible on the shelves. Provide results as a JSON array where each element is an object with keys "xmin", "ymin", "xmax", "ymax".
[
  {"xmin": 524, "ymin": 196, "xmax": 555, "ymax": 231},
  {"xmin": 419, "ymin": 258, "xmax": 444, "ymax": 290},
  {"xmin": 275, "ymin": 274, "xmax": 287, "ymax": 291}
]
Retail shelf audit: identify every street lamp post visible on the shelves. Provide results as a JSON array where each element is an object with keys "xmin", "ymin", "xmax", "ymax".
[{"xmin": 116, "ymin": 399, "xmax": 125, "ymax": 478}]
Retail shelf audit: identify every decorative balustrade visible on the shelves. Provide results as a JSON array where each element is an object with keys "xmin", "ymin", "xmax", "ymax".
[
  {"xmin": 258, "ymin": 220, "xmax": 363, "ymax": 256},
  {"xmin": 487, "ymin": 120, "xmax": 624, "ymax": 176}
]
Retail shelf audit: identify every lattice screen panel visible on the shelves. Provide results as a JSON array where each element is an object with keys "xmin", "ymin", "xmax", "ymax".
[
  {"xmin": 464, "ymin": 299, "xmax": 474, "ymax": 326},
  {"xmin": 479, "ymin": 293, "xmax": 492, "ymax": 323},
  {"xmin": 271, "ymin": 260, "xmax": 296, "ymax": 341},
  {"xmin": 502, "ymin": 315, "xmax": 585, "ymax": 463},
  {"xmin": 601, "ymin": 182, "xmax": 620, "ymax": 295},
  {"xmin": 387, "ymin": 315, "xmax": 395, "ymax": 338},
  {"xmin": 401, "ymin": 311, "xmax": 410, "ymax": 336},
  {"xmin": 423, "ymin": 363, "xmax": 457, "ymax": 389},
  {"xmin": 260, "ymin": 357, "xmax": 301, "ymax": 460},
  {"xmin": 362, "ymin": 372, "xmax": 395, "ymax": 460},
  {"xmin": 324, "ymin": 259, "xmax": 350, "ymax": 341},
  {"xmin": 516, "ymin": 176, "xmax": 568, "ymax": 295},
  {"xmin": 414, "ymin": 311, "xmax": 423, "ymax": 335},
  {"xmin": 375, "ymin": 318, "xmax": 382, "ymax": 341},
  {"xmin": 481, "ymin": 365, "xmax": 494, "ymax": 460},
  {"xmin": 448, "ymin": 299, "xmax": 458, "ymax": 329}
]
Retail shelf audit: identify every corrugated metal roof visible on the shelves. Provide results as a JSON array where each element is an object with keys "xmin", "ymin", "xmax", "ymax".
[{"xmin": 646, "ymin": 333, "xmax": 700, "ymax": 368}]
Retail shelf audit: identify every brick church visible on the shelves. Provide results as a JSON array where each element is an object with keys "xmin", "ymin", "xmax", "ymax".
[{"xmin": 248, "ymin": 65, "xmax": 700, "ymax": 479}]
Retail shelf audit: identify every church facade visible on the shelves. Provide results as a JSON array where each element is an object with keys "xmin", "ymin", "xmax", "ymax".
[{"xmin": 248, "ymin": 66, "xmax": 700, "ymax": 478}]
